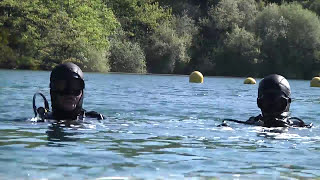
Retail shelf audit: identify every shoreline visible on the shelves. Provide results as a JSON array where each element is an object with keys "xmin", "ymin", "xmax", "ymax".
[{"xmin": 0, "ymin": 68, "xmax": 312, "ymax": 81}]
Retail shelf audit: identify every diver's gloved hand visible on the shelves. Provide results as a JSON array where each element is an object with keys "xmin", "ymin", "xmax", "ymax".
[
  {"xmin": 289, "ymin": 117, "xmax": 313, "ymax": 128},
  {"xmin": 85, "ymin": 111, "xmax": 104, "ymax": 120},
  {"xmin": 305, "ymin": 123, "xmax": 313, "ymax": 128},
  {"xmin": 217, "ymin": 120, "xmax": 229, "ymax": 127}
]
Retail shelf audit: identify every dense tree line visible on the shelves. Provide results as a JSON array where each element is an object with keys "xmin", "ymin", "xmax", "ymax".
[{"xmin": 1, "ymin": 0, "xmax": 320, "ymax": 79}]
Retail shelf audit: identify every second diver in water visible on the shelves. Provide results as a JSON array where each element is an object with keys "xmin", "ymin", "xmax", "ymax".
[{"xmin": 221, "ymin": 74, "xmax": 312, "ymax": 128}]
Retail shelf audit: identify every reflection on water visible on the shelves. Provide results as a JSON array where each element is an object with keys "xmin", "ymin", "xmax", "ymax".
[
  {"xmin": 47, "ymin": 123, "xmax": 81, "ymax": 143},
  {"xmin": 0, "ymin": 70, "xmax": 320, "ymax": 179}
]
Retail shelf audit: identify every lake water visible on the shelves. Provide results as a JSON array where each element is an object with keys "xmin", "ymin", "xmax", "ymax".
[{"xmin": 0, "ymin": 70, "xmax": 320, "ymax": 179}]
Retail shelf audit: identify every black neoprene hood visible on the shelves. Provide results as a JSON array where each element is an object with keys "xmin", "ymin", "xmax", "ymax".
[
  {"xmin": 50, "ymin": 62, "xmax": 84, "ymax": 82},
  {"xmin": 258, "ymin": 74, "xmax": 291, "ymax": 98}
]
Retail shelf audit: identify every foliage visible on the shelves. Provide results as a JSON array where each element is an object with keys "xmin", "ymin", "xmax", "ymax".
[
  {"xmin": 0, "ymin": 0, "xmax": 118, "ymax": 72},
  {"xmin": 104, "ymin": 0, "xmax": 171, "ymax": 40},
  {"xmin": 109, "ymin": 29, "xmax": 146, "ymax": 73},
  {"xmin": 210, "ymin": 0, "xmax": 258, "ymax": 31},
  {"xmin": 190, "ymin": 0, "xmax": 258, "ymax": 75},
  {"xmin": 0, "ymin": 28, "xmax": 16, "ymax": 68},
  {"xmin": 215, "ymin": 26, "xmax": 261, "ymax": 76},
  {"xmin": 301, "ymin": 0, "xmax": 320, "ymax": 15},
  {"xmin": 157, "ymin": 0, "xmax": 218, "ymax": 20},
  {"xmin": 145, "ymin": 14, "xmax": 197, "ymax": 74},
  {"xmin": 254, "ymin": 3, "xmax": 320, "ymax": 78},
  {"xmin": 1, "ymin": 0, "xmax": 320, "ymax": 79}
]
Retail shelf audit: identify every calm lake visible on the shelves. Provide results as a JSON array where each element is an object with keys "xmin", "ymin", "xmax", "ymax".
[{"xmin": 0, "ymin": 70, "xmax": 320, "ymax": 179}]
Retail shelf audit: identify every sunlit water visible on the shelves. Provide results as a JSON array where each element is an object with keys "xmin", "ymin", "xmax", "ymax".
[{"xmin": 0, "ymin": 70, "xmax": 320, "ymax": 179}]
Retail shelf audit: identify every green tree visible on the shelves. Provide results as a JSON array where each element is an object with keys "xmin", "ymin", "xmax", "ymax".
[
  {"xmin": 40, "ymin": 0, "xmax": 118, "ymax": 71},
  {"xmin": 0, "ymin": 28, "xmax": 18, "ymax": 68},
  {"xmin": 215, "ymin": 26, "xmax": 261, "ymax": 76},
  {"xmin": 104, "ymin": 0, "xmax": 171, "ymax": 40},
  {"xmin": 301, "ymin": 0, "xmax": 320, "ymax": 15},
  {"xmin": 261, "ymin": 0, "xmax": 294, "ymax": 4},
  {"xmin": 0, "ymin": 0, "xmax": 49, "ymax": 69},
  {"xmin": 104, "ymin": 0, "xmax": 174, "ymax": 73},
  {"xmin": 109, "ymin": 29, "xmax": 146, "ymax": 73},
  {"xmin": 190, "ymin": 0, "xmax": 259, "ymax": 75},
  {"xmin": 0, "ymin": 0, "xmax": 118, "ymax": 71},
  {"xmin": 210, "ymin": 0, "xmax": 258, "ymax": 31},
  {"xmin": 255, "ymin": 3, "xmax": 320, "ymax": 78},
  {"xmin": 145, "ymin": 14, "xmax": 198, "ymax": 74},
  {"xmin": 157, "ymin": 0, "xmax": 218, "ymax": 20}
]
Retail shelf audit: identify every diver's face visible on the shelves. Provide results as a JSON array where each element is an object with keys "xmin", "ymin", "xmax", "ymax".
[
  {"xmin": 51, "ymin": 79, "xmax": 84, "ymax": 111},
  {"xmin": 258, "ymin": 91, "xmax": 290, "ymax": 116},
  {"xmin": 56, "ymin": 91, "xmax": 82, "ymax": 111}
]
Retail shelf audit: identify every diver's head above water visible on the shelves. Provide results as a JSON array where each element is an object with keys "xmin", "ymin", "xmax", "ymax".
[
  {"xmin": 50, "ymin": 62, "xmax": 85, "ymax": 120},
  {"xmin": 257, "ymin": 74, "xmax": 291, "ymax": 117}
]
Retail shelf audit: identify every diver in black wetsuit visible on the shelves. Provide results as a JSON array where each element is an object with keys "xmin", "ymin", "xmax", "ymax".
[
  {"xmin": 33, "ymin": 62, "xmax": 104, "ymax": 121},
  {"xmin": 245, "ymin": 74, "xmax": 311, "ymax": 128},
  {"xmin": 220, "ymin": 74, "xmax": 311, "ymax": 128}
]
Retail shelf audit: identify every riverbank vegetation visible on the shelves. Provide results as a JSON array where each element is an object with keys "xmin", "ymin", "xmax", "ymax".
[{"xmin": 1, "ymin": 0, "xmax": 320, "ymax": 79}]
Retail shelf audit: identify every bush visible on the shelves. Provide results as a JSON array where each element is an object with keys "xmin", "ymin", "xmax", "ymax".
[
  {"xmin": 145, "ymin": 14, "xmax": 197, "ymax": 74},
  {"xmin": 0, "ymin": 28, "xmax": 17, "ymax": 68},
  {"xmin": 36, "ymin": 10, "xmax": 113, "ymax": 72},
  {"xmin": 105, "ymin": 0, "xmax": 172, "ymax": 41},
  {"xmin": 254, "ymin": 3, "xmax": 320, "ymax": 78},
  {"xmin": 191, "ymin": 0, "xmax": 258, "ymax": 76},
  {"xmin": 308, "ymin": 0, "xmax": 320, "ymax": 15},
  {"xmin": 215, "ymin": 26, "xmax": 261, "ymax": 76},
  {"xmin": 109, "ymin": 30, "xmax": 146, "ymax": 73},
  {"xmin": 209, "ymin": 0, "xmax": 258, "ymax": 31},
  {"xmin": 0, "ymin": 0, "xmax": 118, "ymax": 72},
  {"xmin": 84, "ymin": 48, "xmax": 111, "ymax": 73},
  {"xmin": 16, "ymin": 56, "xmax": 40, "ymax": 70}
]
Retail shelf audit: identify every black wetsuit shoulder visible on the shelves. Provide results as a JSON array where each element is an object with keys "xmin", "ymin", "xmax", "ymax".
[
  {"xmin": 246, "ymin": 114, "xmax": 311, "ymax": 128},
  {"xmin": 288, "ymin": 117, "xmax": 311, "ymax": 127},
  {"xmin": 42, "ymin": 110, "xmax": 104, "ymax": 121},
  {"xmin": 246, "ymin": 115, "xmax": 264, "ymax": 126}
]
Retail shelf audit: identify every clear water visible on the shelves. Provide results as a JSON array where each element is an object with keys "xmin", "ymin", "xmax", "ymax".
[{"xmin": 0, "ymin": 70, "xmax": 320, "ymax": 179}]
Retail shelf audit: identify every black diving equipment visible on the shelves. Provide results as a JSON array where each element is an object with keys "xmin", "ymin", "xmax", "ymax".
[
  {"xmin": 219, "ymin": 117, "xmax": 312, "ymax": 128},
  {"xmin": 50, "ymin": 79, "xmax": 84, "ymax": 92},
  {"xmin": 50, "ymin": 79, "xmax": 84, "ymax": 96},
  {"xmin": 32, "ymin": 92, "xmax": 50, "ymax": 121},
  {"xmin": 51, "ymin": 89, "xmax": 82, "ymax": 96}
]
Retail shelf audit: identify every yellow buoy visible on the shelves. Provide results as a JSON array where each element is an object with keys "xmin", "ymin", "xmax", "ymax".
[
  {"xmin": 189, "ymin": 71, "xmax": 203, "ymax": 83},
  {"xmin": 310, "ymin": 77, "xmax": 320, "ymax": 87},
  {"xmin": 244, "ymin": 77, "xmax": 256, "ymax": 84}
]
